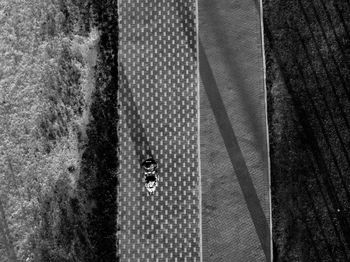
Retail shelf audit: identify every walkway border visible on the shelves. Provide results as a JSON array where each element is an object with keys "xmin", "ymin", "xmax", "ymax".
[{"xmin": 257, "ymin": 0, "xmax": 273, "ymax": 260}]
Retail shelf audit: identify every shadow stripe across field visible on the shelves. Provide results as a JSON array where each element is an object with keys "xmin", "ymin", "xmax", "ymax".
[{"xmin": 265, "ymin": 0, "xmax": 350, "ymax": 259}]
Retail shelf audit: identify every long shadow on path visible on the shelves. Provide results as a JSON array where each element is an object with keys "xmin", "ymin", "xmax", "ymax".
[
  {"xmin": 176, "ymin": 1, "xmax": 271, "ymax": 260},
  {"xmin": 119, "ymin": 64, "xmax": 154, "ymax": 164},
  {"xmin": 199, "ymin": 41, "xmax": 271, "ymax": 261}
]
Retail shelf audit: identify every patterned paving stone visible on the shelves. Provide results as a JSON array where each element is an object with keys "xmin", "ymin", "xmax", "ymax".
[{"xmin": 117, "ymin": 0, "xmax": 200, "ymax": 261}]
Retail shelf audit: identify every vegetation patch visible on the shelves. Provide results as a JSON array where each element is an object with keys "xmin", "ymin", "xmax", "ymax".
[
  {"xmin": 0, "ymin": 0, "xmax": 118, "ymax": 261},
  {"xmin": 264, "ymin": 0, "xmax": 350, "ymax": 260}
]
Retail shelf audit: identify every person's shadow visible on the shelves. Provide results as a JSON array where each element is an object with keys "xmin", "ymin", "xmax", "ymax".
[{"xmin": 119, "ymin": 64, "xmax": 154, "ymax": 165}]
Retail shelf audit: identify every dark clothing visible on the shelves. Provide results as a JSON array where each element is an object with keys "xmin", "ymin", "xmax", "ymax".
[
  {"xmin": 141, "ymin": 158, "xmax": 158, "ymax": 172},
  {"xmin": 145, "ymin": 175, "xmax": 156, "ymax": 183}
]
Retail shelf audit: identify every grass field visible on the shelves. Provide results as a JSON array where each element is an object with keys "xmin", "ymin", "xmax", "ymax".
[{"xmin": 264, "ymin": 0, "xmax": 350, "ymax": 260}]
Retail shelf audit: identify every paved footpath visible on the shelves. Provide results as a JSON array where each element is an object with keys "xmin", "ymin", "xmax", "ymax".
[
  {"xmin": 117, "ymin": 0, "xmax": 200, "ymax": 261},
  {"xmin": 199, "ymin": 0, "xmax": 271, "ymax": 261},
  {"xmin": 117, "ymin": 0, "xmax": 271, "ymax": 261}
]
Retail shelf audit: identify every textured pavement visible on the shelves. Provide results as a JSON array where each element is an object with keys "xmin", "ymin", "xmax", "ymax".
[
  {"xmin": 117, "ymin": 0, "xmax": 271, "ymax": 261},
  {"xmin": 199, "ymin": 0, "xmax": 271, "ymax": 261},
  {"xmin": 117, "ymin": 0, "xmax": 200, "ymax": 261}
]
